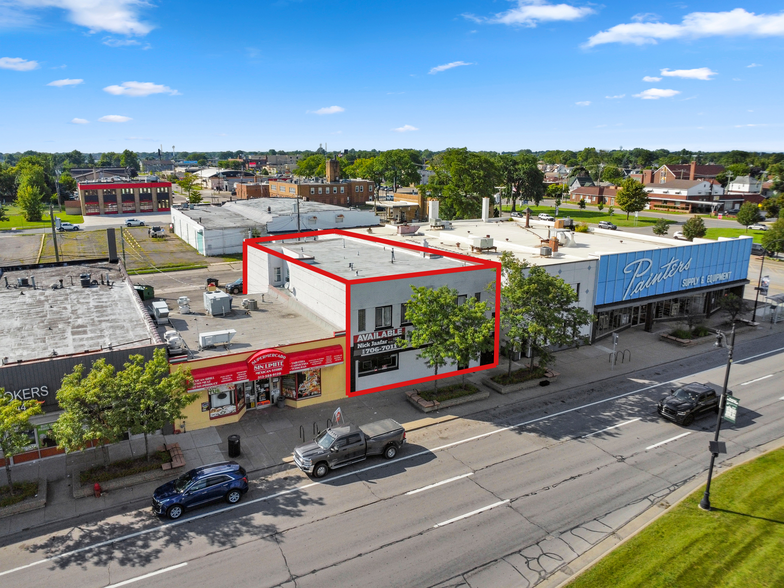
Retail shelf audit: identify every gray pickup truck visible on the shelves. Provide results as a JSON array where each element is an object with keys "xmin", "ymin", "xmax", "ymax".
[{"xmin": 293, "ymin": 419, "xmax": 406, "ymax": 478}]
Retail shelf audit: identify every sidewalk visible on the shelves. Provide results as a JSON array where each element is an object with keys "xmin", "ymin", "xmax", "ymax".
[{"xmin": 2, "ymin": 311, "xmax": 783, "ymax": 538}]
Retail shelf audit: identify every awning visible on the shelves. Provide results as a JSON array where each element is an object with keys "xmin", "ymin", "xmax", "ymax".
[
  {"xmin": 288, "ymin": 345, "xmax": 344, "ymax": 372},
  {"xmin": 190, "ymin": 362, "xmax": 248, "ymax": 390}
]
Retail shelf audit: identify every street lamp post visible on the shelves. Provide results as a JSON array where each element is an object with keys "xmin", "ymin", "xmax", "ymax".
[{"xmin": 699, "ymin": 322, "xmax": 736, "ymax": 511}]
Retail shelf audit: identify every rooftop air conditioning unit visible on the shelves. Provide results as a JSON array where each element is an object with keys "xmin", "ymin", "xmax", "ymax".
[
  {"xmin": 199, "ymin": 329, "xmax": 236, "ymax": 350},
  {"xmin": 471, "ymin": 237, "xmax": 493, "ymax": 249},
  {"xmin": 540, "ymin": 246, "xmax": 553, "ymax": 257}
]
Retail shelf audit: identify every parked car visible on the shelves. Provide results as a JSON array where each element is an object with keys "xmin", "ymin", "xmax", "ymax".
[
  {"xmin": 673, "ymin": 231, "xmax": 686, "ymax": 240},
  {"xmin": 751, "ymin": 243, "xmax": 766, "ymax": 256},
  {"xmin": 598, "ymin": 220, "xmax": 617, "ymax": 230},
  {"xmin": 148, "ymin": 226, "xmax": 165, "ymax": 238},
  {"xmin": 152, "ymin": 461, "xmax": 248, "ymax": 520},
  {"xmin": 293, "ymin": 419, "xmax": 406, "ymax": 478},
  {"xmin": 125, "ymin": 218, "xmax": 145, "ymax": 227},
  {"xmin": 224, "ymin": 277, "xmax": 243, "ymax": 295},
  {"xmin": 510, "ymin": 211, "xmax": 523, "ymax": 218},
  {"xmin": 57, "ymin": 222, "xmax": 80, "ymax": 232},
  {"xmin": 749, "ymin": 223, "xmax": 768, "ymax": 231},
  {"xmin": 657, "ymin": 382, "xmax": 721, "ymax": 426},
  {"xmin": 538, "ymin": 213, "xmax": 555, "ymax": 222}
]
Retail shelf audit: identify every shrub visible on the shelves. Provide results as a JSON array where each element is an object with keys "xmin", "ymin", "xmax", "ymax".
[
  {"xmin": 492, "ymin": 365, "xmax": 547, "ymax": 385},
  {"xmin": 418, "ymin": 383, "xmax": 479, "ymax": 402},
  {"xmin": 575, "ymin": 221, "xmax": 590, "ymax": 233}
]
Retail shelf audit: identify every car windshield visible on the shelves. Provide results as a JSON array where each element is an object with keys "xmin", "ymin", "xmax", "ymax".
[
  {"xmin": 673, "ymin": 387, "xmax": 700, "ymax": 401},
  {"xmin": 173, "ymin": 472, "xmax": 194, "ymax": 492},
  {"xmin": 315, "ymin": 430, "xmax": 336, "ymax": 450}
]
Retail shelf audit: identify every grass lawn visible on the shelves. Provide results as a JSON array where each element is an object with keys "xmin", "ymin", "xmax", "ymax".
[
  {"xmin": 0, "ymin": 480, "xmax": 39, "ymax": 508},
  {"xmin": 0, "ymin": 204, "xmax": 83, "ymax": 230},
  {"xmin": 418, "ymin": 383, "xmax": 480, "ymax": 402},
  {"xmin": 566, "ymin": 446, "xmax": 784, "ymax": 588},
  {"xmin": 704, "ymin": 227, "xmax": 767, "ymax": 242},
  {"xmin": 500, "ymin": 205, "xmax": 675, "ymax": 229}
]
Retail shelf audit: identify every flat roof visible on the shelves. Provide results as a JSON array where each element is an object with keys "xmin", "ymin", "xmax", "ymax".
[
  {"xmin": 0, "ymin": 262, "xmax": 156, "ymax": 363},
  {"xmin": 345, "ymin": 218, "xmax": 702, "ymax": 267},
  {"xmin": 176, "ymin": 198, "xmax": 371, "ymax": 230},
  {"xmin": 266, "ymin": 234, "xmax": 483, "ymax": 281},
  {"xmin": 147, "ymin": 284, "xmax": 337, "ymax": 360}
]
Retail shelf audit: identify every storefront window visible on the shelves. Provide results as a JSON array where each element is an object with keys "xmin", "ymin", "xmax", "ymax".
[
  {"xmin": 281, "ymin": 369, "xmax": 322, "ymax": 400},
  {"xmin": 207, "ymin": 383, "xmax": 245, "ymax": 419},
  {"xmin": 358, "ymin": 352, "xmax": 398, "ymax": 377}
]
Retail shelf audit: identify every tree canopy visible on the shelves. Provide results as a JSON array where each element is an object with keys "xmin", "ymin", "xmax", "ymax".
[
  {"xmin": 736, "ymin": 202, "xmax": 761, "ymax": 231},
  {"xmin": 682, "ymin": 215, "xmax": 707, "ymax": 241},
  {"xmin": 0, "ymin": 390, "xmax": 43, "ymax": 495},
  {"xmin": 615, "ymin": 178, "xmax": 649, "ymax": 219}
]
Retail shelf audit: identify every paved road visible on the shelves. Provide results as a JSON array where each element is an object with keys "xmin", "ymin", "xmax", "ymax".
[{"xmin": 1, "ymin": 334, "xmax": 782, "ymax": 587}]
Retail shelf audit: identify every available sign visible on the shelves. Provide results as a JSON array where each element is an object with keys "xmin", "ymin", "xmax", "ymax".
[{"xmin": 353, "ymin": 328, "xmax": 406, "ymax": 357}]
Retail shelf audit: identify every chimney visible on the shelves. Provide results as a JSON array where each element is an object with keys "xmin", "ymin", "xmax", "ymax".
[
  {"xmin": 481, "ymin": 197, "xmax": 490, "ymax": 222},
  {"xmin": 689, "ymin": 160, "xmax": 696, "ymax": 181},
  {"xmin": 642, "ymin": 169, "xmax": 653, "ymax": 184},
  {"xmin": 325, "ymin": 159, "xmax": 340, "ymax": 183}
]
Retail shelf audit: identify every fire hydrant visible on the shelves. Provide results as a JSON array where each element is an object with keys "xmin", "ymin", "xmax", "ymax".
[{"xmin": 94, "ymin": 482, "xmax": 102, "ymax": 498}]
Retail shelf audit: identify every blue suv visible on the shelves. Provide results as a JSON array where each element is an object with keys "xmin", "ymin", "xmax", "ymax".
[{"xmin": 152, "ymin": 461, "xmax": 248, "ymax": 520}]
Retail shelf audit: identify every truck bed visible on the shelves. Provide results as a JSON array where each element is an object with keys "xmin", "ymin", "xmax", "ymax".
[{"xmin": 359, "ymin": 419, "xmax": 404, "ymax": 439}]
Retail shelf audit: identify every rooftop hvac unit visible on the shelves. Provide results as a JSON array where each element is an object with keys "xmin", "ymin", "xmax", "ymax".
[
  {"xmin": 164, "ymin": 330, "xmax": 187, "ymax": 355},
  {"xmin": 199, "ymin": 329, "xmax": 236, "ymax": 350},
  {"xmin": 151, "ymin": 300, "xmax": 170, "ymax": 325},
  {"xmin": 177, "ymin": 296, "xmax": 191, "ymax": 314},
  {"xmin": 540, "ymin": 246, "xmax": 553, "ymax": 257},
  {"xmin": 241, "ymin": 298, "xmax": 258, "ymax": 311},
  {"xmin": 471, "ymin": 236, "xmax": 494, "ymax": 249},
  {"xmin": 203, "ymin": 291, "xmax": 232, "ymax": 316}
]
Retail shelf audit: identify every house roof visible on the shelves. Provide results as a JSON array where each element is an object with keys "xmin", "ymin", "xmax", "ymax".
[
  {"xmin": 660, "ymin": 164, "xmax": 725, "ymax": 178},
  {"xmin": 570, "ymin": 176, "xmax": 595, "ymax": 187},
  {"xmin": 570, "ymin": 186, "xmax": 618, "ymax": 196}
]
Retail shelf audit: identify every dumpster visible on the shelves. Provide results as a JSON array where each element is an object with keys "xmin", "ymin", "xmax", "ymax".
[
  {"xmin": 207, "ymin": 277, "xmax": 219, "ymax": 288},
  {"xmin": 228, "ymin": 434, "xmax": 241, "ymax": 458},
  {"xmin": 134, "ymin": 284, "xmax": 155, "ymax": 301}
]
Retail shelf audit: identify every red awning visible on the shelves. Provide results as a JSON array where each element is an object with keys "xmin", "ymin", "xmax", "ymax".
[
  {"xmin": 287, "ymin": 345, "xmax": 344, "ymax": 373},
  {"xmin": 189, "ymin": 362, "xmax": 248, "ymax": 390}
]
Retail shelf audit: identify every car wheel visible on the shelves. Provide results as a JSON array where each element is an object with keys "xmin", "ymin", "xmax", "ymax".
[
  {"xmin": 682, "ymin": 414, "xmax": 695, "ymax": 426},
  {"xmin": 313, "ymin": 462, "xmax": 329, "ymax": 479},
  {"xmin": 231, "ymin": 287, "xmax": 240, "ymax": 294},
  {"xmin": 140, "ymin": 222, "xmax": 145, "ymax": 226},
  {"xmin": 225, "ymin": 489, "xmax": 242, "ymax": 504},
  {"xmin": 383, "ymin": 444, "xmax": 398, "ymax": 460},
  {"xmin": 166, "ymin": 504, "xmax": 184, "ymax": 520}
]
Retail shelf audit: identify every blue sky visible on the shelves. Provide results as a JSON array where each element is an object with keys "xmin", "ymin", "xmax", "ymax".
[{"xmin": 1, "ymin": 1, "xmax": 782, "ymax": 154}]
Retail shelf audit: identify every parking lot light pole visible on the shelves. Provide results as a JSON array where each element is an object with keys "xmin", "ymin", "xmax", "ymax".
[{"xmin": 699, "ymin": 322, "xmax": 736, "ymax": 511}]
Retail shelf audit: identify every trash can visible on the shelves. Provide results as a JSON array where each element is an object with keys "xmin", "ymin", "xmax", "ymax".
[
  {"xmin": 207, "ymin": 277, "xmax": 219, "ymax": 288},
  {"xmin": 80, "ymin": 273, "xmax": 92, "ymax": 288},
  {"xmin": 228, "ymin": 434, "xmax": 241, "ymax": 458}
]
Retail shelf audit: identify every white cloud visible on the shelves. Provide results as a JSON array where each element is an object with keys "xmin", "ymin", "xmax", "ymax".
[
  {"xmin": 642, "ymin": 76, "xmax": 661, "ymax": 82},
  {"xmin": 48, "ymin": 78, "xmax": 83, "ymax": 87},
  {"xmin": 586, "ymin": 9, "xmax": 784, "ymax": 46},
  {"xmin": 70, "ymin": 117, "xmax": 88, "ymax": 124},
  {"xmin": 735, "ymin": 123, "xmax": 767, "ymax": 128},
  {"xmin": 465, "ymin": 0, "xmax": 594, "ymax": 27},
  {"xmin": 102, "ymin": 37, "xmax": 140, "ymax": 47},
  {"xmin": 747, "ymin": 63, "xmax": 762, "ymax": 68},
  {"xmin": 660, "ymin": 67, "xmax": 716, "ymax": 80},
  {"xmin": 633, "ymin": 88, "xmax": 681, "ymax": 100},
  {"xmin": 8, "ymin": 0, "xmax": 154, "ymax": 36},
  {"xmin": 605, "ymin": 94, "xmax": 625, "ymax": 99},
  {"xmin": 392, "ymin": 124, "xmax": 419, "ymax": 132},
  {"xmin": 575, "ymin": 101, "xmax": 591, "ymax": 106},
  {"xmin": 0, "ymin": 56, "xmax": 38, "ymax": 71},
  {"xmin": 429, "ymin": 61, "xmax": 473, "ymax": 74},
  {"xmin": 103, "ymin": 81, "xmax": 180, "ymax": 96},
  {"xmin": 308, "ymin": 105, "xmax": 345, "ymax": 115},
  {"xmin": 99, "ymin": 115, "xmax": 132, "ymax": 123}
]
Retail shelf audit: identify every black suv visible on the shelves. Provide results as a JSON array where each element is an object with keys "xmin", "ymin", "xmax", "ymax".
[
  {"xmin": 657, "ymin": 382, "xmax": 721, "ymax": 426},
  {"xmin": 225, "ymin": 277, "xmax": 243, "ymax": 295},
  {"xmin": 152, "ymin": 461, "xmax": 248, "ymax": 520}
]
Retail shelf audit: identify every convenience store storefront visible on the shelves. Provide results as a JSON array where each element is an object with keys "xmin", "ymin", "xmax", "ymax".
[{"xmin": 178, "ymin": 340, "xmax": 345, "ymax": 431}]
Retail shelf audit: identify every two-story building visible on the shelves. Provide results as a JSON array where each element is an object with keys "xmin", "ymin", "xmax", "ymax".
[{"xmin": 77, "ymin": 178, "xmax": 172, "ymax": 215}]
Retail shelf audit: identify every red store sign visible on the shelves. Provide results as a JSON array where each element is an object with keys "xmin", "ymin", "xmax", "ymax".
[{"xmin": 188, "ymin": 345, "xmax": 344, "ymax": 390}]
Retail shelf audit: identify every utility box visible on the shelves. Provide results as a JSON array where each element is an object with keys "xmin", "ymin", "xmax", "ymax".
[
  {"xmin": 203, "ymin": 291, "xmax": 232, "ymax": 316},
  {"xmin": 198, "ymin": 329, "xmax": 236, "ymax": 350},
  {"xmin": 151, "ymin": 300, "xmax": 170, "ymax": 325}
]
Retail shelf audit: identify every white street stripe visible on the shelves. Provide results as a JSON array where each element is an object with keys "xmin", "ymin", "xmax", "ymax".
[
  {"xmin": 433, "ymin": 500, "xmax": 509, "ymax": 528},
  {"xmin": 581, "ymin": 418, "xmax": 641, "ymax": 438},
  {"xmin": 106, "ymin": 563, "xmax": 187, "ymax": 588},
  {"xmin": 646, "ymin": 432, "xmax": 691, "ymax": 450},
  {"xmin": 406, "ymin": 473, "xmax": 473, "ymax": 495},
  {"xmin": 734, "ymin": 346, "xmax": 784, "ymax": 364},
  {"xmin": 741, "ymin": 374, "xmax": 773, "ymax": 386}
]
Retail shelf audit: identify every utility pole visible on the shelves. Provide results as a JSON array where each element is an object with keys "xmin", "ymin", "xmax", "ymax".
[
  {"xmin": 49, "ymin": 201, "xmax": 60, "ymax": 263},
  {"xmin": 120, "ymin": 226, "xmax": 127, "ymax": 267}
]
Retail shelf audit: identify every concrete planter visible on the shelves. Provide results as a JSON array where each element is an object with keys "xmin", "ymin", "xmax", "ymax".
[
  {"xmin": 484, "ymin": 369, "xmax": 559, "ymax": 394},
  {"xmin": 406, "ymin": 388, "xmax": 490, "ymax": 413},
  {"xmin": 660, "ymin": 333, "xmax": 716, "ymax": 347},
  {"xmin": 72, "ymin": 464, "xmax": 175, "ymax": 499},
  {"xmin": 0, "ymin": 479, "xmax": 47, "ymax": 519}
]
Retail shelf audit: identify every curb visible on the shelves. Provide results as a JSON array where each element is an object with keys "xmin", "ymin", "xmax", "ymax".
[{"xmin": 539, "ymin": 435, "xmax": 784, "ymax": 588}]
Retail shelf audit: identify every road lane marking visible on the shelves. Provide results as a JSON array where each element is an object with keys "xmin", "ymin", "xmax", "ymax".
[
  {"xmin": 106, "ymin": 563, "xmax": 187, "ymax": 587},
  {"xmin": 406, "ymin": 473, "xmax": 473, "ymax": 495},
  {"xmin": 646, "ymin": 432, "xmax": 692, "ymax": 450},
  {"xmin": 581, "ymin": 418, "xmax": 641, "ymax": 438},
  {"xmin": 740, "ymin": 374, "xmax": 773, "ymax": 386},
  {"xmin": 433, "ymin": 500, "xmax": 510, "ymax": 528},
  {"xmin": 4, "ymin": 346, "xmax": 781, "ymax": 577}
]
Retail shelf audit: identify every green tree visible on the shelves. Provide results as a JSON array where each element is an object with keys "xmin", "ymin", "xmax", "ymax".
[
  {"xmin": 450, "ymin": 296, "xmax": 494, "ymax": 386},
  {"xmin": 177, "ymin": 173, "xmax": 202, "ymax": 203},
  {"xmin": 350, "ymin": 157, "xmax": 385, "ymax": 211},
  {"xmin": 114, "ymin": 349, "xmax": 196, "ymax": 460},
  {"xmin": 494, "ymin": 252, "xmax": 592, "ymax": 374},
  {"xmin": 759, "ymin": 194, "xmax": 781, "ymax": 219},
  {"xmin": 0, "ymin": 391, "xmax": 43, "ymax": 495},
  {"xmin": 615, "ymin": 178, "xmax": 649, "ymax": 220},
  {"xmin": 608, "ymin": 206, "xmax": 615, "ymax": 216},
  {"xmin": 682, "ymin": 215, "xmax": 707, "ymax": 240},
  {"xmin": 293, "ymin": 154, "xmax": 326, "ymax": 177},
  {"xmin": 601, "ymin": 166, "xmax": 624, "ymax": 185},
  {"xmin": 427, "ymin": 149, "xmax": 499, "ymax": 219},
  {"xmin": 16, "ymin": 185, "xmax": 45, "ymax": 221},
  {"xmin": 761, "ymin": 217, "xmax": 784, "ymax": 256},
  {"xmin": 52, "ymin": 360, "xmax": 121, "ymax": 466},
  {"xmin": 578, "ymin": 198, "xmax": 586, "ymax": 210},
  {"xmin": 98, "ymin": 152, "xmax": 120, "ymax": 167},
  {"xmin": 120, "ymin": 149, "xmax": 140, "ymax": 173},
  {"xmin": 514, "ymin": 154, "xmax": 545, "ymax": 207},
  {"xmin": 717, "ymin": 293, "xmax": 747, "ymax": 323},
  {"xmin": 736, "ymin": 202, "xmax": 761, "ymax": 232},
  {"xmin": 0, "ymin": 163, "xmax": 16, "ymax": 200},
  {"xmin": 58, "ymin": 171, "xmax": 77, "ymax": 197},
  {"xmin": 652, "ymin": 218, "xmax": 670, "ymax": 236}
]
